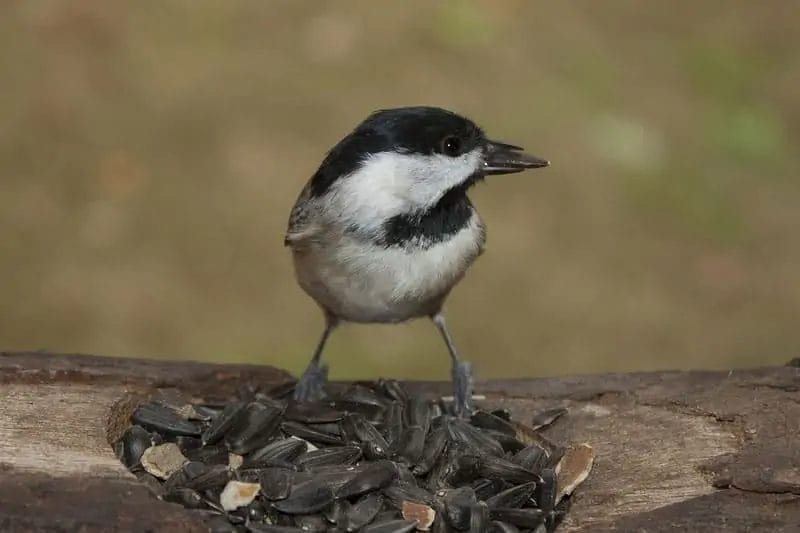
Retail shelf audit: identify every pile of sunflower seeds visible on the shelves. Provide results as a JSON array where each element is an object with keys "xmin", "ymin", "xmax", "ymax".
[{"xmin": 115, "ymin": 380, "xmax": 593, "ymax": 532}]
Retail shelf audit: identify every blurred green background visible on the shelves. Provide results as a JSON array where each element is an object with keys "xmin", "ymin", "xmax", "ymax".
[{"xmin": 1, "ymin": 1, "xmax": 798, "ymax": 382}]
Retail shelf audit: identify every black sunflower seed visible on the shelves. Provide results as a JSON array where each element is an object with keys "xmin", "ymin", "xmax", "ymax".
[
  {"xmin": 470, "ymin": 411, "xmax": 517, "ymax": 437},
  {"xmin": 445, "ymin": 419, "xmax": 504, "ymax": 458},
  {"xmin": 185, "ymin": 444, "xmax": 229, "ymax": 465},
  {"xmin": 258, "ymin": 467, "xmax": 293, "ymax": 500},
  {"xmin": 469, "ymin": 501, "xmax": 490, "ymax": 533},
  {"xmin": 341, "ymin": 413, "xmax": 390, "ymax": 460},
  {"xmin": 443, "ymin": 486, "xmax": 477, "ymax": 530},
  {"xmin": 485, "ymin": 481, "xmax": 537, "ymax": 509},
  {"xmin": 185, "ymin": 464, "xmax": 231, "ymax": 491},
  {"xmin": 488, "ymin": 521, "xmax": 520, "ymax": 533},
  {"xmin": 530, "ymin": 407, "xmax": 567, "ymax": 431},
  {"xmin": 537, "ymin": 468, "xmax": 557, "ymax": 512},
  {"xmin": 483, "ymin": 430, "xmax": 527, "ymax": 454},
  {"xmin": 471, "ymin": 478, "xmax": 506, "ymax": 501},
  {"xmin": 173, "ymin": 436, "xmax": 203, "ymax": 453},
  {"xmin": 382, "ymin": 481, "xmax": 436, "ymax": 508},
  {"xmin": 393, "ymin": 425, "xmax": 425, "ymax": 465},
  {"xmin": 295, "ymin": 445, "xmax": 362, "ymax": 468},
  {"xmin": 281, "ymin": 421, "xmax": 343, "ymax": 446},
  {"xmin": 272, "ymin": 478, "xmax": 334, "ymax": 514},
  {"xmin": 224, "ymin": 402, "xmax": 283, "ymax": 455},
  {"xmin": 362, "ymin": 519, "xmax": 418, "ymax": 533},
  {"xmin": 203, "ymin": 400, "xmax": 247, "ymax": 445},
  {"xmin": 511, "ymin": 444, "xmax": 549, "ymax": 473},
  {"xmin": 284, "ymin": 401, "xmax": 343, "ymax": 423},
  {"xmin": 383, "ymin": 402, "xmax": 405, "ymax": 447},
  {"xmin": 336, "ymin": 460, "xmax": 398, "ymax": 499},
  {"xmin": 163, "ymin": 487, "xmax": 205, "ymax": 509},
  {"xmin": 479, "ymin": 455, "xmax": 542, "ymax": 485},
  {"xmin": 244, "ymin": 437, "xmax": 306, "ymax": 468},
  {"xmin": 293, "ymin": 513, "xmax": 328, "ymax": 532},
  {"xmin": 246, "ymin": 524, "xmax": 304, "ymax": 533},
  {"xmin": 489, "ymin": 508, "xmax": 545, "ymax": 529},
  {"xmin": 323, "ymin": 498, "xmax": 351, "ymax": 524},
  {"xmin": 404, "ymin": 397, "xmax": 431, "ymax": 436},
  {"xmin": 118, "ymin": 425, "xmax": 155, "ymax": 469},
  {"xmin": 376, "ymin": 379, "xmax": 408, "ymax": 404},
  {"xmin": 412, "ymin": 427, "xmax": 446, "ymax": 476},
  {"xmin": 132, "ymin": 403, "xmax": 203, "ymax": 437},
  {"xmin": 296, "ymin": 464, "xmax": 365, "ymax": 493},
  {"xmin": 345, "ymin": 493, "xmax": 384, "ymax": 531}
]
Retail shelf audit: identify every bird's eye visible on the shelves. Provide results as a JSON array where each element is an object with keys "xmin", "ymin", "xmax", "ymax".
[{"xmin": 441, "ymin": 135, "xmax": 462, "ymax": 156}]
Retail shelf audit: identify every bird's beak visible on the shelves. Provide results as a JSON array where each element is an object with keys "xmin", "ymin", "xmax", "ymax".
[{"xmin": 484, "ymin": 140, "xmax": 549, "ymax": 175}]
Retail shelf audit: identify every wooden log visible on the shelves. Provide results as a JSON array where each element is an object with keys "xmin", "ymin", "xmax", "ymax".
[{"xmin": 0, "ymin": 351, "xmax": 798, "ymax": 532}]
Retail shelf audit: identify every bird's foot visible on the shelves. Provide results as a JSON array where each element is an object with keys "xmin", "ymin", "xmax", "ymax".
[
  {"xmin": 292, "ymin": 362, "xmax": 329, "ymax": 403},
  {"xmin": 451, "ymin": 358, "xmax": 475, "ymax": 418}
]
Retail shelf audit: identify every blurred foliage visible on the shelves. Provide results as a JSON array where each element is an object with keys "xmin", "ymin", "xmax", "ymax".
[{"xmin": 0, "ymin": 0, "xmax": 798, "ymax": 381}]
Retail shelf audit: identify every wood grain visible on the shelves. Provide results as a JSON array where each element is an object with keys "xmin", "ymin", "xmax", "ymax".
[{"xmin": 0, "ymin": 351, "xmax": 798, "ymax": 532}]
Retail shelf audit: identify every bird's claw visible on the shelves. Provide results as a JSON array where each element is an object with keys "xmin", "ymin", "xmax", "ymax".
[
  {"xmin": 451, "ymin": 359, "xmax": 475, "ymax": 417},
  {"xmin": 292, "ymin": 362, "xmax": 329, "ymax": 403}
]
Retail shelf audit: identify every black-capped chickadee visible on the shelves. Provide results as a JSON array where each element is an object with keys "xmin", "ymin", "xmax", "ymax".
[{"xmin": 285, "ymin": 106, "xmax": 548, "ymax": 415}]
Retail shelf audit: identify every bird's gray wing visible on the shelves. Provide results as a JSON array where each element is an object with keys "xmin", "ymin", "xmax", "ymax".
[{"xmin": 284, "ymin": 187, "xmax": 323, "ymax": 249}]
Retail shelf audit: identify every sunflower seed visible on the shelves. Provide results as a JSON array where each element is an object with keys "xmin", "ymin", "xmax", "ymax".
[
  {"xmin": 246, "ymin": 524, "xmax": 304, "ymax": 533},
  {"xmin": 485, "ymin": 481, "xmax": 537, "ymax": 509},
  {"xmin": 295, "ymin": 444, "xmax": 362, "ymax": 468},
  {"xmin": 412, "ymin": 427, "xmax": 446, "ymax": 476},
  {"xmin": 118, "ymin": 425, "xmax": 155, "ymax": 470},
  {"xmin": 336, "ymin": 460, "xmax": 398, "ymax": 499},
  {"xmin": 555, "ymin": 443, "xmax": 594, "ymax": 504},
  {"xmin": 383, "ymin": 481, "xmax": 436, "ymax": 508},
  {"xmin": 285, "ymin": 401, "xmax": 343, "ymax": 423},
  {"xmin": 402, "ymin": 501, "xmax": 436, "ymax": 531},
  {"xmin": 185, "ymin": 444, "xmax": 230, "ymax": 465},
  {"xmin": 489, "ymin": 508, "xmax": 545, "ymax": 529},
  {"xmin": 442, "ymin": 486, "xmax": 477, "ymax": 530},
  {"xmin": 470, "ymin": 411, "xmax": 516, "ymax": 437},
  {"xmin": 488, "ymin": 521, "xmax": 520, "ymax": 533},
  {"xmin": 511, "ymin": 444, "xmax": 549, "ymax": 473},
  {"xmin": 362, "ymin": 519, "xmax": 419, "ymax": 533},
  {"xmin": 376, "ymin": 379, "xmax": 408, "ymax": 404},
  {"xmin": 272, "ymin": 478, "xmax": 334, "ymax": 514},
  {"xmin": 394, "ymin": 425, "xmax": 425, "ymax": 465},
  {"xmin": 383, "ymin": 402, "xmax": 405, "ymax": 447},
  {"xmin": 341, "ymin": 413, "xmax": 390, "ymax": 460},
  {"xmin": 132, "ymin": 403, "xmax": 203, "ymax": 437},
  {"xmin": 479, "ymin": 455, "xmax": 542, "ymax": 484},
  {"xmin": 345, "ymin": 493, "xmax": 384, "ymax": 531},
  {"xmin": 537, "ymin": 468, "xmax": 557, "ymax": 512},
  {"xmin": 140, "ymin": 443, "xmax": 187, "ymax": 480},
  {"xmin": 294, "ymin": 514, "xmax": 328, "ymax": 532},
  {"xmin": 185, "ymin": 464, "xmax": 231, "ymax": 491},
  {"xmin": 530, "ymin": 407, "xmax": 567, "ymax": 431},
  {"xmin": 405, "ymin": 397, "xmax": 431, "ymax": 436},
  {"xmin": 258, "ymin": 467, "xmax": 293, "ymax": 500},
  {"xmin": 445, "ymin": 419, "xmax": 504, "ymax": 457},
  {"xmin": 244, "ymin": 437, "xmax": 307, "ymax": 468},
  {"xmin": 282, "ymin": 421, "xmax": 343, "ymax": 446},
  {"xmin": 162, "ymin": 487, "xmax": 205, "ymax": 509},
  {"xmin": 203, "ymin": 400, "xmax": 247, "ymax": 445},
  {"xmin": 323, "ymin": 498, "xmax": 351, "ymax": 525},
  {"xmin": 224, "ymin": 402, "xmax": 283, "ymax": 455},
  {"xmin": 469, "ymin": 501, "xmax": 489, "ymax": 533}
]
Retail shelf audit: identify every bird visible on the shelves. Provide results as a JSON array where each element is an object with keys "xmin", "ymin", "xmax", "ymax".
[{"xmin": 284, "ymin": 106, "xmax": 548, "ymax": 416}]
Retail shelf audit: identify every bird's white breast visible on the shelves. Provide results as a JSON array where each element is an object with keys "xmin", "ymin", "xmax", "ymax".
[{"xmin": 293, "ymin": 212, "xmax": 485, "ymax": 323}]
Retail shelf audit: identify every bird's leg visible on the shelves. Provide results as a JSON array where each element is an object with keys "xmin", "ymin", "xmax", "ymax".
[
  {"xmin": 431, "ymin": 313, "xmax": 474, "ymax": 417},
  {"xmin": 293, "ymin": 315, "xmax": 338, "ymax": 403}
]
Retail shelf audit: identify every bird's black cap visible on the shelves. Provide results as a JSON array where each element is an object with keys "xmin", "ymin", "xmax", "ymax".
[{"xmin": 308, "ymin": 107, "xmax": 486, "ymax": 197}]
